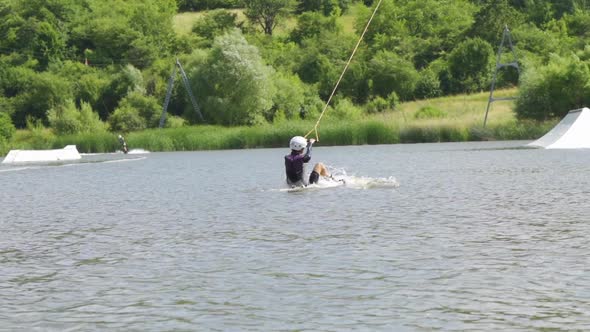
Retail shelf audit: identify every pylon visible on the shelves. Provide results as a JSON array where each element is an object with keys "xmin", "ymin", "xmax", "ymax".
[
  {"xmin": 483, "ymin": 25, "xmax": 520, "ymax": 127},
  {"xmin": 159, "ymin": 58, "xmax": 204, "ymax": 128}
]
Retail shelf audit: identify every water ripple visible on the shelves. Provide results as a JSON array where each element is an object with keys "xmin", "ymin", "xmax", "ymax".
[{"xmin": 2, "ymin": 143, "xmax": 590, "ymax": 330}]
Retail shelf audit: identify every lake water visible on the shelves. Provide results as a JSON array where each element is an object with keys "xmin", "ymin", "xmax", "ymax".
[{"xmin": 1, "ymin": 141, "xmax": 590, "ymax": 331}]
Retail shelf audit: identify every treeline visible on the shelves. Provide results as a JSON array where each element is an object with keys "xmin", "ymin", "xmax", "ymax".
[{"xmin": 1, "ymin": 0, "xmax": 590, "ymax": 148}]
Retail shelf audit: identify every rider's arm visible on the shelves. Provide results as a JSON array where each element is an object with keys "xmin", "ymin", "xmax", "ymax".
[{"xmin": 303, "ymin": 139, "xmax": 314, "ymax": 162}]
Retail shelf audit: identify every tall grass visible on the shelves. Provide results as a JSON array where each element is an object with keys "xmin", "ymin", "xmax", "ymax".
[
  {"xmin": 2, "ymin": 118, "xmax": 555, "ymax": 155},
  {"xmin": 2, "ymin": 89, "xmax": 559, "ymax": 156}
]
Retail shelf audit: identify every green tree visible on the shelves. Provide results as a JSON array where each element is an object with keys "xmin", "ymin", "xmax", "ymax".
[
  {"xmin": 297, "ymin": 0, "xmax": 342, "ymax": 16},
  {"xmin": 192, "ymin": 9, "xmax": 240, "ymax": 43},
  {"xmin": 177, "ymin": 0, "xmax": 240, "ymax": 11},
  {"xmin": 357, "ymin": 0, "xmax": 475, "ymax": 67},
  {"xmin": 47, "ymin": 60, "xmax": 111, "ymax": 114},
  {"xmin": 0, "ymin": 111, "xmax": 16, "ymax": 141},
  {"xmin": 563, "ymin": 9, "xmax": 590, "ymax": 49},
  {"xmin": 268, "ymin": 70, "xmax": 306, "ymax": 121},
  {"xmin": 47, "ymin": 100, "xmax": 82, "ymax": 135},
  {"xmin": 324, "ymin": 97, "xmax": 362, "ymax": 120},
  {"xmin": 70, "ymin": 0, "xmax": 177, "ymax": 69},
  {"xmin": 414, "ymin": 68, "xmax": 442, "ymax": 99},
  {"xmin": 48, "ymin": 100, "xmax": 105, "ymax": 135},
  {"xmin": 118, "ymin": 91, "xmax": 162, "ymax": 128},
  {"xmin": 78, "ymin": 101, "xmax": 107, "ymax": 132},
  {"xmin": 515, "ymin": 54, "xmax": 590, "ymax": 120},
  {"xmin": 243, "ymin": 0, "xmax": 296, "ymax": 35},
  {"xmin": 468, "ymin": 0, "xmax": 524, "ymax": 46},
  {"xmin": 194, "ymin": 30, "xmax": 275, "ymax": 125},
  {"xmin": 447, "ymin": 38, "xmax": 495, "ymax": 93},
  {"xmin": 0, "ymin": 0, "xmax": 78, "ymax": 69},
  {"xmin": 11, "ymin": 70, "xmax": 72, "ymax": 127},
  {"xmin": 99, "ymin": 64, "xmax": 145, "ymax": 120},
  {"xmin": 511, "ymin": 23, "xmax": 566, "ymax": 63},
  {"xmin": 368, "ymin": 50, "xmax": 419, "ymax": 101},
  {"xmin": 290, "ymin": 11, "xmax": 339, "ymax": 44},
  {"xmin": 338, "ymin": 60, "xmax": 371, "ymax": 104},
  {"xmin": 249, "ymin": 35, "xmax": 300, "ymax": 72},
  {"xmin": 295, "ymin": 30, "xmax": 357, "ymax": 100},
  {"xmin": 108, "ymin": 105, "xmax": 146, "ymax": 132}
]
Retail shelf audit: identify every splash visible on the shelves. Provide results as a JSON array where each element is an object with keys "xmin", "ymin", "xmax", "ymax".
[
  {"xmin": 327, "ymin": 166, "xmax": 399, "ymax": 190},
  {"xmin": 279, "ymin": 166, "xmax": 399, "ymax": 192},
  {"xmin": 128, "ymin": 149, "xmax": 150, "ymax": 154}
]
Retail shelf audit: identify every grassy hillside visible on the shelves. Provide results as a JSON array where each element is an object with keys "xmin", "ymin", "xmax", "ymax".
[
  {"xmin": 172, "ymin": 8, "xmax": 359, "ymax": 36},
  {"xmin": 173, "ymin": 9, "xmax": 248, "ymax": 35},
  {"xmin": 391, "ymin": 88, "xmax": 517, "ymax": 128}
]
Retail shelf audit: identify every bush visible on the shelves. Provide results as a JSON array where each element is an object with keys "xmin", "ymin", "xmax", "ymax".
[
  {"xmin": 178, "ymin": 0, "xmax": 240, "ymax": 11},
  {"xmin": 192, "ymin": 9, "xmax": 239, "ymax": 42},
  {"xmin": 78, "ymin": 102, "xmax": 107, "ymax": 133},
  {"xmin": 386, "ymin": 92, "xmax": 399, "ymax": 110},
  {"xmin": 297, "ymin": 0, "xmax": 341, "ymax": 15},
  {"xmin": 300, "ymin": 86, "xmax": 324, "ymax": 120},
  {"xmin": 108, "ymin": 105, "xmax": 146, "ymax": 132},
  {"xmin": 0, "ymin": 137, "xmax": 8, "ymax": 156},
  {"xmin": 269, "ymin": 71, "xmax": 306, "ymax": 121},
  {"xmin": 511, "ymin": 23, "xmax": 563, "ymax": 64},
  {"xmin": 515, "ymin": 54, "xmax": 590, "ymax": 120},
  {"xmin": 24, "ymin": 117, "xmax": 56, "ymax": 149},
  {"xmin": 0, "ymin": 112, "xmax": 16, "ymax": 140},
  {"xmin": 290, "ymin": 12, "xmax": 339, "ymax": 44},
  {"xmin": 415, "ymin": 69, "xmax": 442, "ymax": 99},
  {"xmin": 48, "ymin": 100, "xmax": 105, "ymax": 135},
  {"xmin": 47, "ymin": 100, "xmax": 83, "ymax": 135},
  {"xmin": 327, "ymin": 98, "xmax": 362, "ymax": 120},
  {"xmin": 368, "ymin": 50, "xmax": 419, "ymax": 101},
  {"xmin": 447, "ymin": 38, "xmax": 495, "ymax": 93},
  {"xmin": 164, "ymin": 115, "xmax": 187, "ymax": 128},
  {"xmin": 100, "ymin": 65, "xmax": 146, "ymax": 119},
  {"xmin": 11, "ymin": 70, "xmax": 73, "ymax": 127},
  {"xmin": 365, "ymin": 96, "xmax": 389, "ymax": 114},
  {"xmin": 414, "ymin": 106, "xmax": 447, "ymax": 119},
  {"xmin": 365, "ymin": 92, "xmax": 399, "ymax": 114},
  {"xmin": 118, "ymin": 91, "xmax": 162, "ymax": 128}
]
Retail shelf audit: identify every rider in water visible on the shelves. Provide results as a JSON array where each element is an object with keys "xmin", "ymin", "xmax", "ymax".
[
  {"xmin": 118, "ymin": 135, "xmax": 128, "ymax": 154},
  {"xmin": 284, "ymin": 136, "xmax": 329, "ymax": 187}
]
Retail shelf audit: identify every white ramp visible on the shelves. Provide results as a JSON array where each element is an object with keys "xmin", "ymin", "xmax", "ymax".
[
  {"xmin": 528, "ymin": 108, "xmax": 590, "ymax": 149},
  {"xmin": 2, "ymin": 145, "xmax": 81, "ymax": 164}
]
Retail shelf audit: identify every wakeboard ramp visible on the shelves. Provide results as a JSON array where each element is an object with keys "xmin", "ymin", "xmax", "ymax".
[{"xmin": 528, "ymin": 107, "xmax": 590, "ymax": 149}]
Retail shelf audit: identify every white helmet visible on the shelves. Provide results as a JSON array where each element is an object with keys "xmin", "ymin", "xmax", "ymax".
[{"xmin": 289, "ymin": 136, "xmax": 307, "ymax": 151}]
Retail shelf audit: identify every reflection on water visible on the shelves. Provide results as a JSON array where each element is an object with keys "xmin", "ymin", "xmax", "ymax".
[{"xmin": 1, "ymin": 142, "xmax": 590, "ymax": 330}]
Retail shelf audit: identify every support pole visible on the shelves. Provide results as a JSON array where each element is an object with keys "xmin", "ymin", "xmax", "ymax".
[
  {"xmin": 177, "ymin": 59, "xmax": 204, "ymax": 122},
  {"xmin": 484, "ymin": 25, "xmax": 520, "ymax": 127},
  {"xmin": 159, "ymin": 58, "xmax": 204, "ymax": 128},
  {"xmin": 159, "ymin": 64, "xmax": 177, "ymax": 128}
]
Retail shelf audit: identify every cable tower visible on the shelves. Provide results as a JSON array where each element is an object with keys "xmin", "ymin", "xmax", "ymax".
[
  {"xmin": 483, "ymin": 25, "xmax": 519, "ymax": 127},
  {"xmin": 159, "ymin": 58, "xmax": 204, "ymax": 128}
]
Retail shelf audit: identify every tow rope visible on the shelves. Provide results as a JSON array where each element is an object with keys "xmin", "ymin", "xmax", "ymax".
[{"xmin": 304, "ymin": 0, "xmax": 384, "ymax": 141}]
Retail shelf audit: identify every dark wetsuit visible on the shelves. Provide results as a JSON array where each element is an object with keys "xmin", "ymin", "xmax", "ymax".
[
  {"xmin": 284, "ymin": 142, "xmax": 319, "ymax": 186},
  {"xmin": 118, "ymin": 136, "xmax": 128, "ymax": 153}
]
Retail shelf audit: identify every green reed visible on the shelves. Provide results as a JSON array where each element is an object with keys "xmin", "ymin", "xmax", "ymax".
[{"xmin": 3, "ymin": 118, "xmax": 556, "ymax": 156}]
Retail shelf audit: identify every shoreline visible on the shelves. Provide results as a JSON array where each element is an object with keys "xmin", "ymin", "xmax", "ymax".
[{"xmin": 3, "ymin": 119, "xmax": 555, "ymax": 156}]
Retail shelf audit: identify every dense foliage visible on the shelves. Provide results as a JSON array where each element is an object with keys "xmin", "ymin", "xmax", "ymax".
[{"xmin": 1, "ymin": 0, "xmax": 590, "ymax": 136}]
